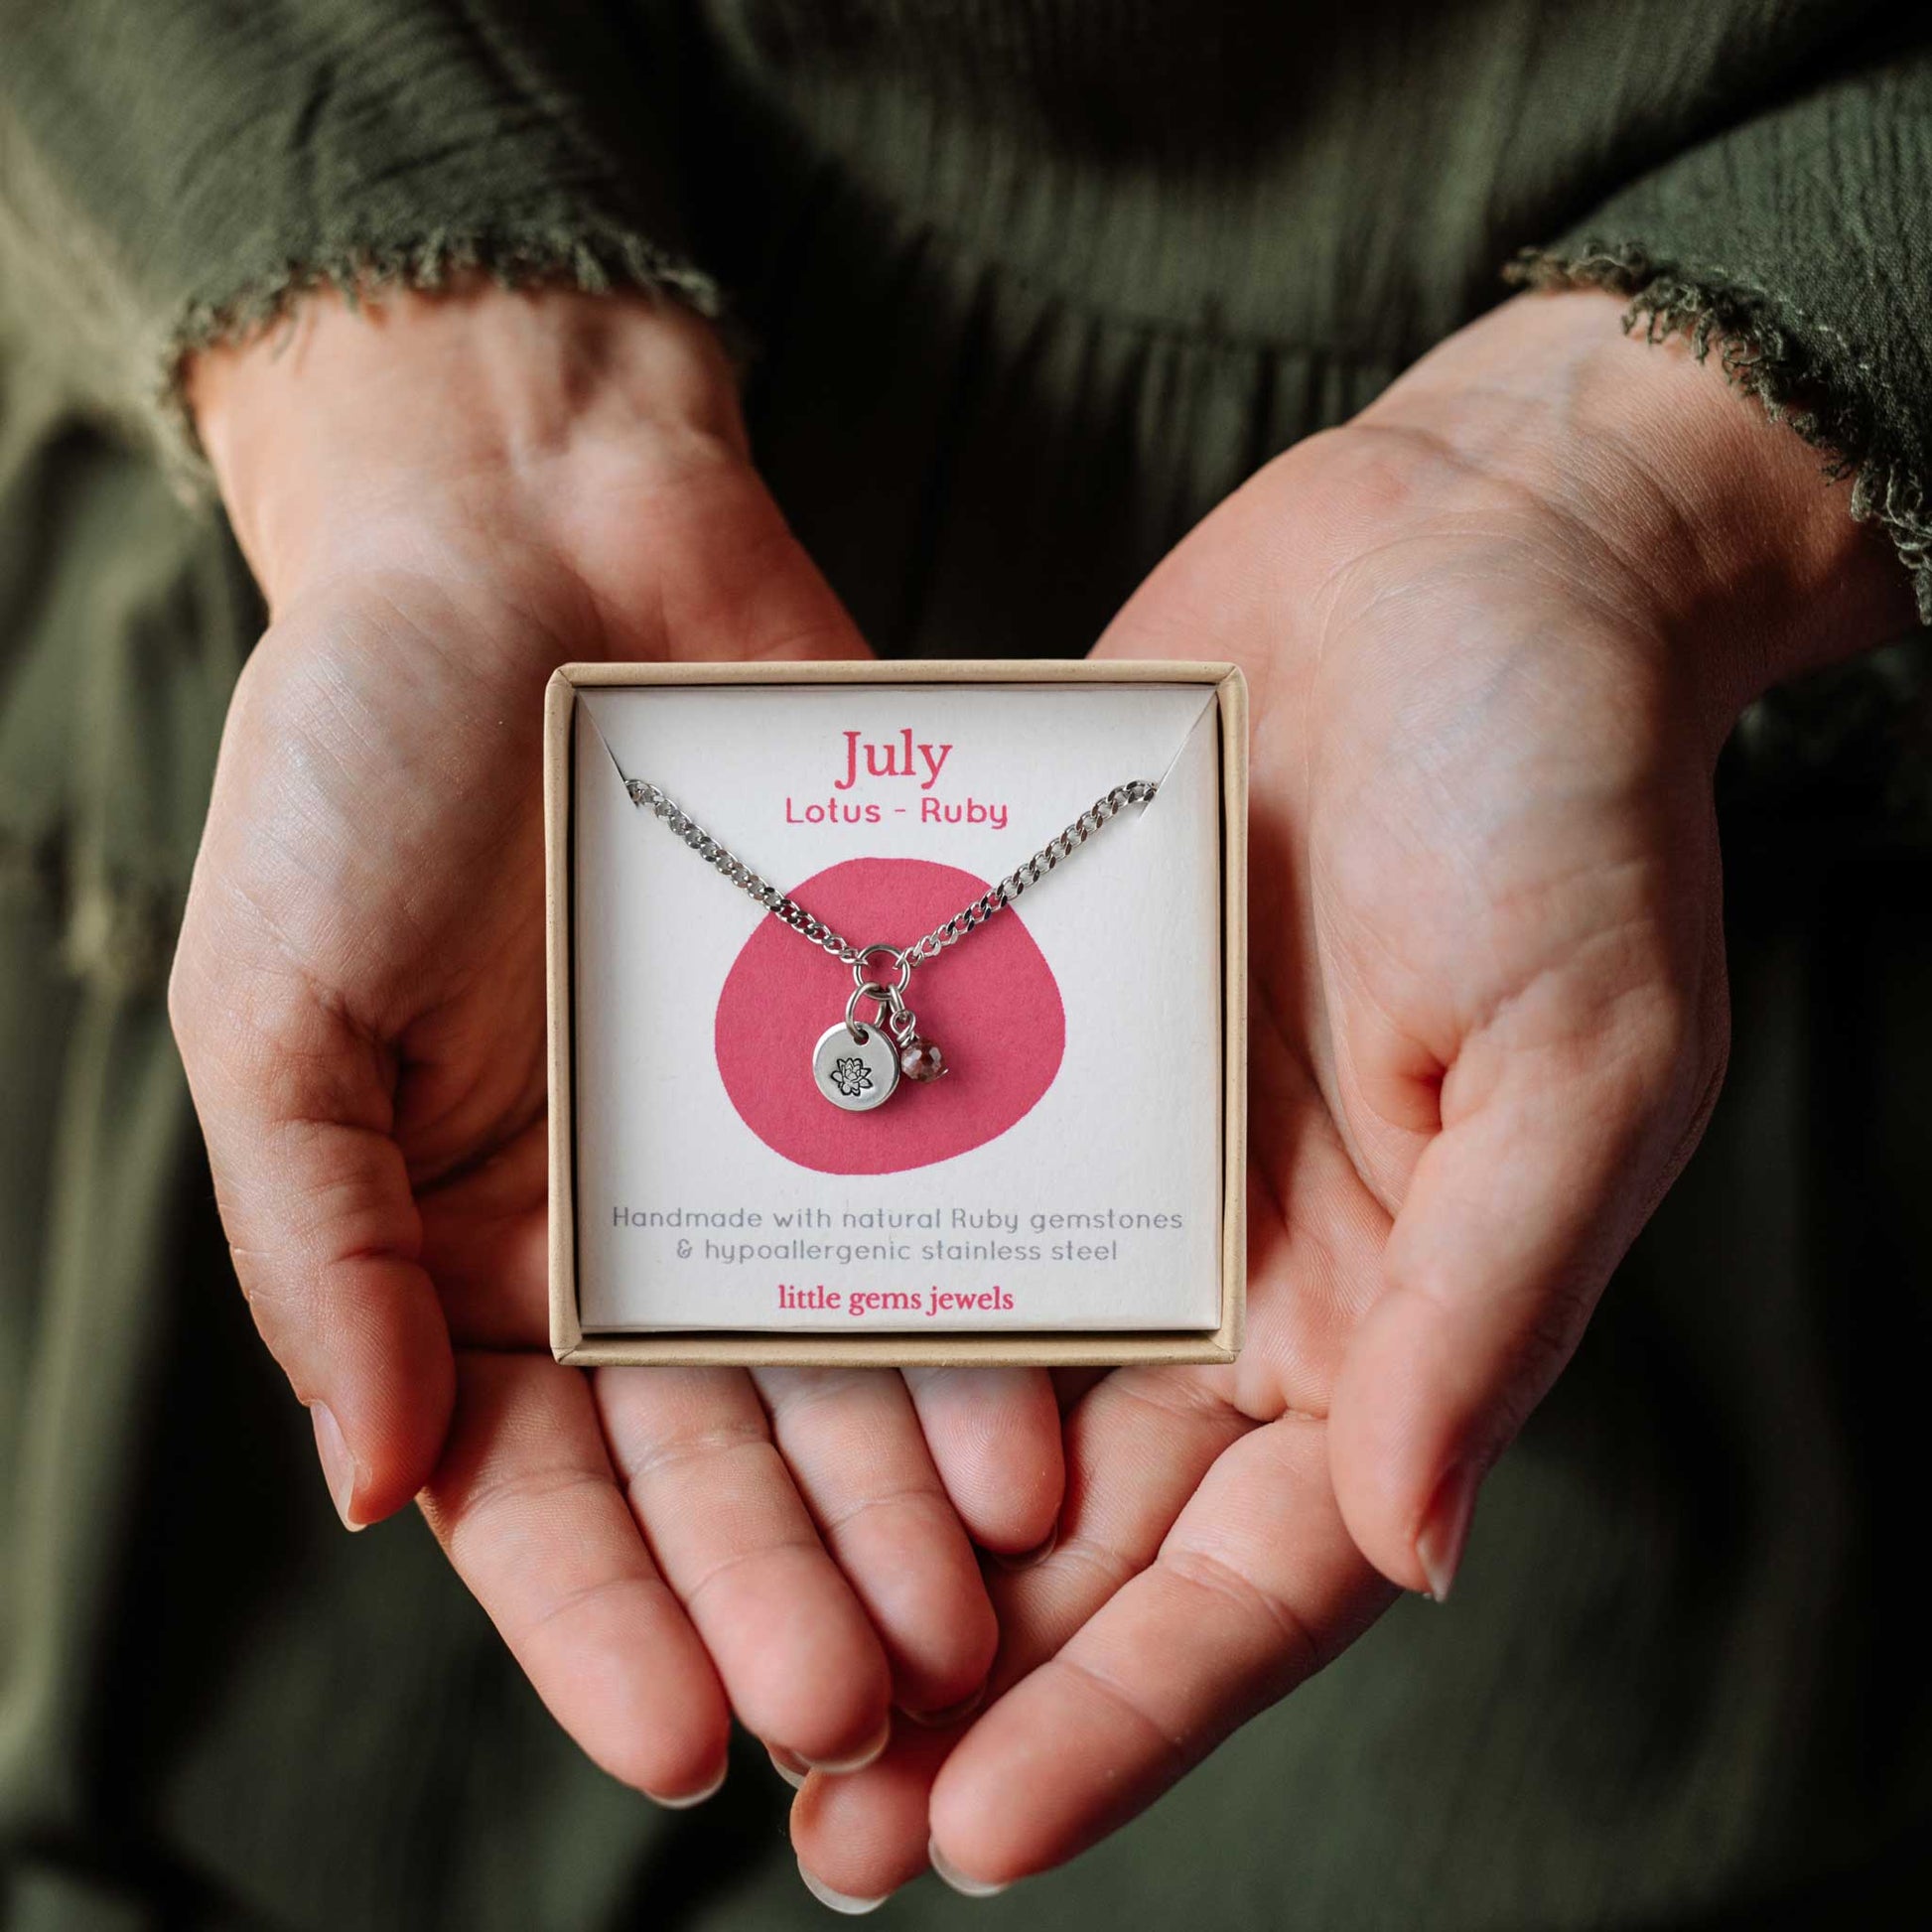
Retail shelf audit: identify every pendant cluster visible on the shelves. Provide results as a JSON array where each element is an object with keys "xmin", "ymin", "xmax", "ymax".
[{"xmin": 812, "ymin": 945, "xmax": 948, "ymax": 1111}]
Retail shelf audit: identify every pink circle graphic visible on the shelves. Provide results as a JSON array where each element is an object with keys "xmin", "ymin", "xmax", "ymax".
[{"xmin": 716, "ymin": 858, "xmax": 1065, "ymax": 1175}]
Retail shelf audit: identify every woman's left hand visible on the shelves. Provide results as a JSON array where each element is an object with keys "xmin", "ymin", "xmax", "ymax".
[{"xmin": 784, "ymin": 288, "xmax": 1916, "ymax": 1902}]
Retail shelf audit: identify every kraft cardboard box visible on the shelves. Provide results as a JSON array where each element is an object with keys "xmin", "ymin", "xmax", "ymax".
[{"xmin": 546, "ymin": 659, "xmax": 1247, "ymax": 1366}]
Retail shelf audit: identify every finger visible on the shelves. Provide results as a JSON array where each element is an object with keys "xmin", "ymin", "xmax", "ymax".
[
  {"xmin": 791, "ymin": 1725, "xmax": 958, "ymax": 1907},
  {"xmin": 1328, "ymin": 979, "xmax": 1719, "ymax": 1600},
  {"xmin": 793, "ymin": 1025, "xmax": 1397, "ymax": 1897},
  {"xmin": 169, "ymin": 945, "xmax": 453, "ymax": 1526},
  {"xmin": 595, "ymin": 1366, "xmax": 895, "ymax": 1768},
  {"xmin": 417, "ymin": 1351, "xmax": 730, "ymax": 1802},
  {"xmin": 415, "ymin": 1123, "xmax": 549, "ymax": 1346},
  {"xmin": 754, "ymin": 1368, "xmax": 999, "ymax": 1720},
  {"xmin": 992, "ymin": 1368, "xmax": 1258, "ymax": 1662},
  {"xmin": 787, "ymin": 1364, "xmax": 1251, "ymax": 1901},
  {"xmin": 927, "ymin": 1417, "xmax": 1389, "ymax": 1887},
  {"xmin": 899, "ymin": 1367, "xmax": 1065, "ymax": 1555}
]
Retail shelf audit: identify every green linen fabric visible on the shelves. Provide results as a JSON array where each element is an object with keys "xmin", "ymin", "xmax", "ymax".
[
  {"xmin": 3, "ymin": 3, "xmax": 1931, "ymax": 1927},
  {"xmin": 0, "ymin": 0, "xmax": 722, "ymax": 465},
  {"xmin": 1513, "ymin": 42, "xmax": 1932, "ymax": 621}
]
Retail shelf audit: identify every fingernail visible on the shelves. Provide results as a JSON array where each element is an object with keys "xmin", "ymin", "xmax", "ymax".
[
  {"xmin": 1417, "ymin": 1459, "xmax": 1480, "ymax": 1602},
  {"xmin": 768, "ymin": 1744, "xmax": 809, "ymax": 1790},
  {"xmin": 649, "ymin": 1762, "xmax": 727, "ymax": 1810},
  {"xmin": 901, "ymin": 1682, "xmax": 987, "ymax": 1728},
  {"xmin": 929, "ymin": 1837, "xmax": 1010, "ymax": 1898},
  {"xmin": 796, "ymin": 1858, "xmax": 889, "ymax": 1915},
  {"xmin": 309, "ymin": 1403, "xmax": 364, "ymax": 1531},
  {"xmin": 990, "ymin": 1522, "xmax": 1058, "ymax": 1572},
  {"xmin": 802, "ymin": 1717, "xmax": 891, "ymax": 1775}
]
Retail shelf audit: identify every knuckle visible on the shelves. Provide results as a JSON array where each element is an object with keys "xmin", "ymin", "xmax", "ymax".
[{"xmin": 1377, "ymin": 1242, "xmax": 1459, "ymax": 1319}]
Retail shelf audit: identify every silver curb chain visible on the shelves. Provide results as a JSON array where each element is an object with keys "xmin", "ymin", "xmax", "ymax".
[
  {"xmin": 623, "ymin": 775, "xmax": 1159, "ymax": 965},
  {"xmin": 622, "ymin": 770, "xmax": 1159, "ymax": 1110}
]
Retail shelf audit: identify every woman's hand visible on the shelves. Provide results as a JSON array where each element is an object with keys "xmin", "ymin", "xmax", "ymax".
[
  {"xmin": 169, "ymin": 283, "xmax": 1063, "ymax": 1803},
  {"xmin": 789, "ymin": 289, "xmax": 1916, "ymax": 1899}
]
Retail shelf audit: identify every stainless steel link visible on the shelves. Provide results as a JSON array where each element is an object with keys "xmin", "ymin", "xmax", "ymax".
[
  {"xmin": 625, "ymin": 778, "xmax": 865, "ymax": 963},
  {"xmin": 624, "ymin": 773, "xmax": 1159, "ymax": 975},
  {"xmin": 900, "ymin": 779, "xmax": 1159, "ymax": 961}
]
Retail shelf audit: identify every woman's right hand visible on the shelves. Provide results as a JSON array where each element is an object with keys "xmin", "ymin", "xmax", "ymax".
[{"xmin": 169, "ymin": 282, "xmax": 1064, "ymax": 1800}]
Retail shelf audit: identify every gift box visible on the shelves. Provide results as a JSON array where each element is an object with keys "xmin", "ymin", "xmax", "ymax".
[{"xmin": 546, "ymin": 659, "xmax": 1247, "ymax": 1365}]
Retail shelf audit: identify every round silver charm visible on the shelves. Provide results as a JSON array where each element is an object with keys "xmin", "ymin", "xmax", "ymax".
[{"xmin": 813, "ymin": 1021, "xmax": 900, "ymax": 1111}]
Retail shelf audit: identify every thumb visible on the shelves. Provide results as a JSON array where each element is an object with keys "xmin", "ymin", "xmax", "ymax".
[
  {"xmin": 169, "ymin": 941, "xmax": 455, "ymax": 1530},
  {"xmin": 1325, "ymin": 981, "xmax": 1724, "ymax": 1600}
]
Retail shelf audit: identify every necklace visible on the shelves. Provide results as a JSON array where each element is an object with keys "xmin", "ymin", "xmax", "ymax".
[{"xmin": 623, "ymin": 773, "xmax": 1159, "ymax": 1110}]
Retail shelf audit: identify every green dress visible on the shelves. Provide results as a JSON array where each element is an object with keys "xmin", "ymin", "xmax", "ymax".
[{"xmin": 3, "ymin": 4, "xmax": 1931, "ymax": 1926}]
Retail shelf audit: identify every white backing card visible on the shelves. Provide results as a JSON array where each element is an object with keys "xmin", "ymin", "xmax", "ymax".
[{"xmin": 572, "ymin": 680, "xmax": 1223, "ymax": 1331}]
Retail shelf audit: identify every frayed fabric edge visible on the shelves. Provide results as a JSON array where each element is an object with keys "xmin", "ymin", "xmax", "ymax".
[
  {"xmin": 1507, "ymin": 243, "xmax": 1932, "ymax": 627},
  {"xmin": 154, "ymin": 222, "xmax": 743, "ymax": 491}
]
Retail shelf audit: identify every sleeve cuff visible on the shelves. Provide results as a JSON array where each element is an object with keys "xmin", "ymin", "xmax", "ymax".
[{"xmin": 1506, "ymin": 241, "xmax": 1931, "ymax": 628}]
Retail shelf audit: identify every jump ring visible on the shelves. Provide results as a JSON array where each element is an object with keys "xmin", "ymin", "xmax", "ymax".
[
  {"xmin": 851, "ymin": 943, "xmax": 912, "ymax": 993},
  {"xmin": 845, "ymin": 981, "xmax": 897, "ymax": 1040}
]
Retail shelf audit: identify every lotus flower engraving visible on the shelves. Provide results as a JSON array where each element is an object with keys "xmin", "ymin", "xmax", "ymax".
[{"xmin": 830, "ymin": 1054, "xmax": 875, "ymax": 1100}]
